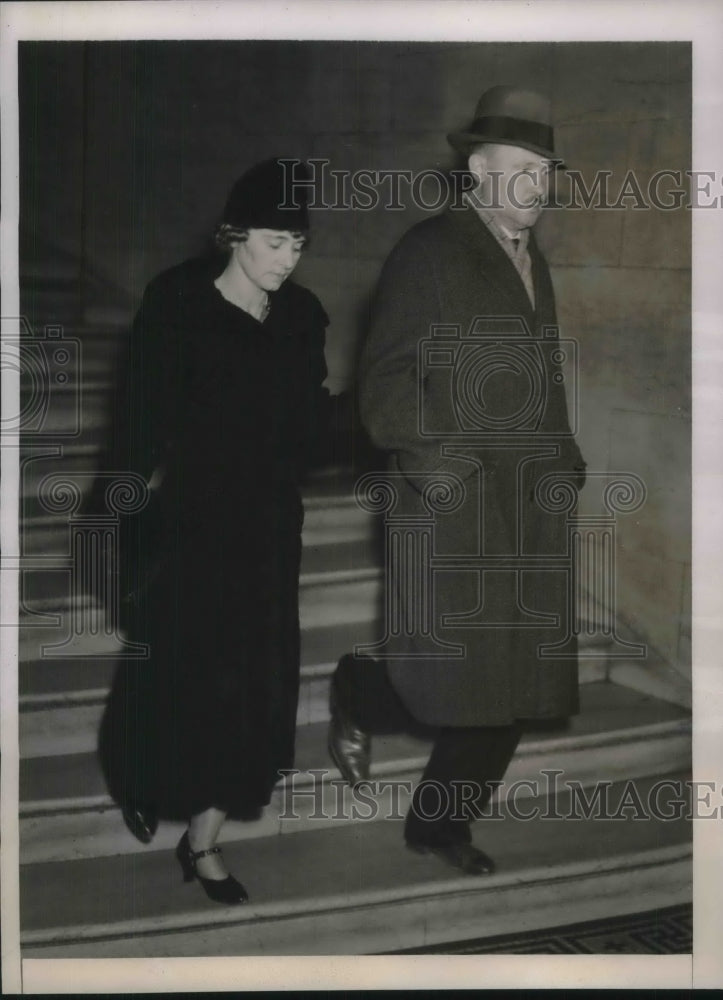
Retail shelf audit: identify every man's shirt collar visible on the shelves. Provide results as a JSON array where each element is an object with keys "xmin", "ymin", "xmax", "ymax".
[{"xmin": 463, "ymin": 192, "xmax": 530, "ymax": 258}]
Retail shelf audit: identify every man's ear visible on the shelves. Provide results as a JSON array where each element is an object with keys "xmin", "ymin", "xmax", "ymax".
[{"xmin": 467, "ymin": 148, "xmax": 487, "ymax": 187}]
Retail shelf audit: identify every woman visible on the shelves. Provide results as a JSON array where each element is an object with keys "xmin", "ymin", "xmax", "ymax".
[{"xmin": 99, "ymin": 158, "xmax": 330, "ymax": 904}]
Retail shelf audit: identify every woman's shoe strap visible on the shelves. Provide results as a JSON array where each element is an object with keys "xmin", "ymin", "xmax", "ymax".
[{"xmin": 191, "ymin": 845, "xmax": 222, "ymax": 861}]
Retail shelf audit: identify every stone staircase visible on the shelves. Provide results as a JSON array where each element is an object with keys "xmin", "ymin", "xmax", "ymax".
[{"xmin": 15, "ymin": 262, "xmax": 692, "ymax": 958}]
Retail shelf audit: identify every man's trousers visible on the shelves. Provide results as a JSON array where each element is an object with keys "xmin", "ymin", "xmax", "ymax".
[{"xmin": 333, "ymin": 654, "xmax": 522, "ymax": 847}]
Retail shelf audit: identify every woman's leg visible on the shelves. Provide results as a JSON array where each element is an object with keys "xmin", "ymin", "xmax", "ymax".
[{"xmin": 188, "ymin": 806, "xmax": 228, "ymax": 880}]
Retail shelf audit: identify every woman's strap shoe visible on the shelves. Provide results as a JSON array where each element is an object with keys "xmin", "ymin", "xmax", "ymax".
[{"xmin": 176, "ymin": 831, "xmax": 249, "ymax": 904}]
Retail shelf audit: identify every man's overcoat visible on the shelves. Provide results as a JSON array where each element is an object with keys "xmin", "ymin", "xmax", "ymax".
[{"xmin": 358, "ymin": 202, "xmax": 585, "ymax": 727}]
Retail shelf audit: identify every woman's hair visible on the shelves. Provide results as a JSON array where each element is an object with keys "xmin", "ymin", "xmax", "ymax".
[
  {"xmin": 214, "ymin": 222, "xmax": 310, "ymax": 253},
  {"xmin": 214, "ymin": 223, "xmax": 250, "ymax": 251}
]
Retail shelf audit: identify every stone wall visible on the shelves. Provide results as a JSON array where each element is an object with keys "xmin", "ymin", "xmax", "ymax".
[{"xmin": 536, "ymin": 44, "xmax": 690, "ymax": 686}]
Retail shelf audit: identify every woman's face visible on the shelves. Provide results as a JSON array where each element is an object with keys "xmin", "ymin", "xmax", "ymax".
[{"xmin": 232, "ymin": 229, "xmax": 307, "ymax": 292}]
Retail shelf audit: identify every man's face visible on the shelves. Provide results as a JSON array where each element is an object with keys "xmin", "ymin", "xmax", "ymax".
[
  {"xmin": 468, "ymin": 143, "xmax": 553, "ymax": 234},
  {"xmin": 233, "ymin": 229, "xmax": 307, "ymax": 292}
]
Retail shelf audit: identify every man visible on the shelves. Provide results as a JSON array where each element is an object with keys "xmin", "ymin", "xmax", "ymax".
[{"xmin": 328, "ymin": 86, "xmax": 586, "ymax": 874}]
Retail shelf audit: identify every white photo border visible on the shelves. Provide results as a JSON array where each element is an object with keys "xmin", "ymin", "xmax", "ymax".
[{"xmin": 1, "ymin": 0, "xmax": 721, "ymax": 992}]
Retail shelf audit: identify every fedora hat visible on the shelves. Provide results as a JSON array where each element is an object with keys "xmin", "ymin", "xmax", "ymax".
[{"xmin": 447, "ymin": 85, "xmax": 563, "ymax": 164}]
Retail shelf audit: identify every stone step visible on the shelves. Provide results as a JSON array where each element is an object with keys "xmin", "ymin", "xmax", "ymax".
[
  {"xmin": 17, "ymin": 586, "xmax": 612, "ymax": 703},
  {"xmin": 14, "ymin": 322, "xmax": 124, "ymax": 442},
  {"xmin": 16, "ymin": 535, "xmax": 380, "ymax": 608},
  {"xmin": 19, "ymin": 381, "xmax": 114, "ymax": 440},
  {"xmin": 18, "ymin": 459, "xmax": 363, "ymax": 523},
  {"xmin": 17, "ymin": 541, "xmax": 617, "ymax": 747},
  {"xmin": 16, "ymin": 586, "xmax": 622, "ymax": 688},
  {"xmin": 18, "ymin": 618, "xmax": 379, "ymax": 700},
  {"xmin": 34, "ymin": 330, "xmax": 126, "ymax": 374},
  {"xmin": 19, "ymin": 768, "xmax": 692, "ymax": 957},
  {"xmin": 19, "ymin": 251, "xmax": 133, "ymax": 324},
  {"xmin": 19, "ymin": 296, "xmax": 130, "ymax": 335},
  {"xmin": 17, "ymin": 464, "xmax": 369, "ymax": 568},
  {"xmin": 20, "ymin": 254, "xmax": 85, "ymax": 284},
  {"xmin": 19, "ymin": 486, "xmax": 374, "ymax": 557},
  {"xmin": 20, "ymin": 365, "xmax": 114, "ymax": 395},
  {"xmin": 30, "ymin": 318, "xmax": 124, "ymax": 348},
  {"xmin": 18, "ymin": 431, "xmax": 109, "ymax": 467},
  {"xmin": 15, "ymin": 499, "xmax": 616, "ymax": 638},
  {"xmin": 16, "ymin": 561, "xmax": 382, "ymax": 626},
  {"xmin": 17, "ymin": 447, "xmax": 102, "ymax": 515},
  {"xmin": 19, "ymin": 650, "xmax": 610, "ymax": 761},
  {"xmin": 16, "ymin": 570, "xmax": 383, "ymax": 663},
  {"xmin": 19, "ymin": 682, "xmax": 691, "ymax": 865},
  {"xmin": 19, "ymin": 287, "xmax": 84, "ymax": 328}
]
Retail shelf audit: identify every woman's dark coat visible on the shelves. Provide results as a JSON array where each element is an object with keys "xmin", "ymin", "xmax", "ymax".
[
  {"xmin": 98, "ymin": 256, "xmax": 329, "ymax": 819},
  {"xmin": 358, "ymin": 202, "xmax": 585, "ymax": 727}
]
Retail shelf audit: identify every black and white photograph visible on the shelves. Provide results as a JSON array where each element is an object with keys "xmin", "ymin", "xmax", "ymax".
[{"xmin": 1, "ymin": 0, "xmax": 722, "ymax": 991}]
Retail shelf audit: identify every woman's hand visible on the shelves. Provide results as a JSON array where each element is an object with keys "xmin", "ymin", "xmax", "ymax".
[{"xmin": 148, "ymin": 465, "xmax": 165, "ymax": 491}]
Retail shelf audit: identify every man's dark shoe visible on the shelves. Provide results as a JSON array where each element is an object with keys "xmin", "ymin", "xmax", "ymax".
[
  {"xmin": 406, "ymin": 840, "xmax": 496, "ymax": 875},
  {"xmin": 122, "ymin": 802, "xmax": 158, "ymax": 844},
  {"xmin": 327, "ymin": 669, "xmax": 371, "ymax": 786}
]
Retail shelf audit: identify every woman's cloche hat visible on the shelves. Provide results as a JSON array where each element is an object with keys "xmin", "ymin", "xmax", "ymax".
[
  {"xmin": 447, "ymin": 85, "xmax": 563, "ymax": 164},
  {"xmin": 222, "ymin": 157, "xmax": 311, "ymax": 232}
]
